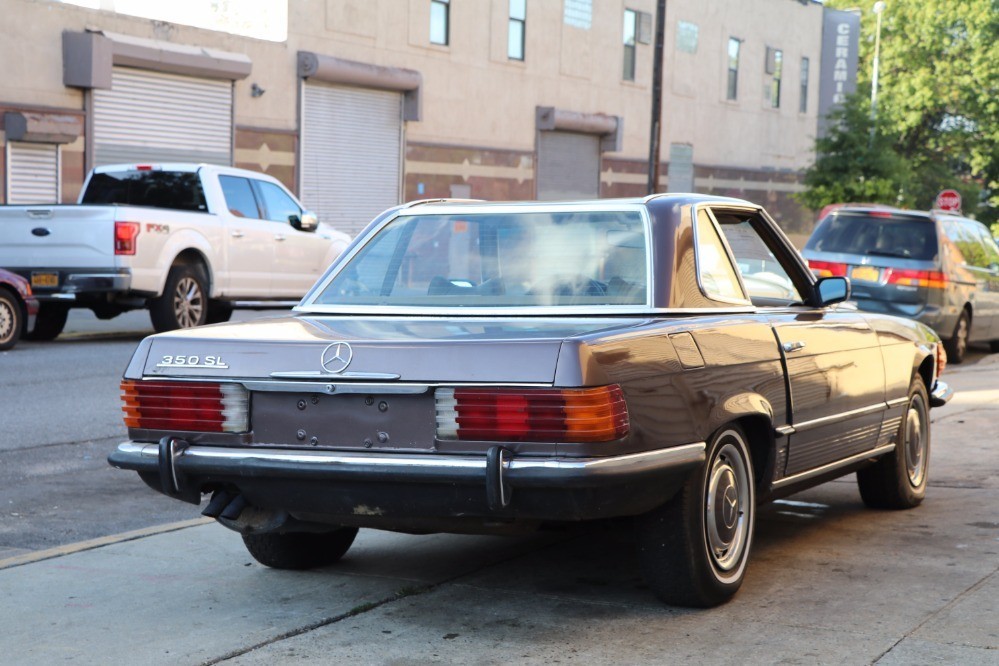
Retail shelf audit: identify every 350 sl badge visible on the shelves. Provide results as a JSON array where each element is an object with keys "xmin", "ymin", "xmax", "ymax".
[{"xmin": 157, "ymin": 355, "xmax": 229, "ymax": 369}]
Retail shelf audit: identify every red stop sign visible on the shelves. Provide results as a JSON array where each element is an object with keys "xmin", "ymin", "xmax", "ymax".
[{"xmin": 935, "ymin": 189, "xmax": 962, "ymax": 212}]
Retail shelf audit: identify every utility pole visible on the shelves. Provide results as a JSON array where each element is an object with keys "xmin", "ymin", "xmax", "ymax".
[{"xmin": 647, "ymin": 0, "xmax": 667, "ymax": 195}]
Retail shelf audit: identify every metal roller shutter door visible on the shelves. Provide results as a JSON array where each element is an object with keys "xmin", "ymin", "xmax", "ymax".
[
  {"xmin": 301, "ymin": 83, "xmax": 402, "ymax": 236},
  {"xmin": 6, "ymin": 142, "xmax": 60, "ymax": 204},
  {"xmin": 537, "ymin": 131, "xmax": 600, "ymax": 201},
  {"xmin": 94, "ymin": 68, "xmax": 233, "ymax": 166}
]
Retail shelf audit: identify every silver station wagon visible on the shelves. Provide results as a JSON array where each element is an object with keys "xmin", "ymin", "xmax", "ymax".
[{"xmin": 111, "ymin": 195, "xmax": 952, "ymax": 607}]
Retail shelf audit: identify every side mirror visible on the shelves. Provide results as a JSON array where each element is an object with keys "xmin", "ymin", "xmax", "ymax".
[
  {"xmin": 290, "ymin": 211, "xmax": 319, "ymax": 232},
  {"xmin": 816, "ymin": 276, "xmax": 851, "ymax": 306}
]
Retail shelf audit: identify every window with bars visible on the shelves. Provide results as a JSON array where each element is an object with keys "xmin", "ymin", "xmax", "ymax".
[
  {"xmin": 430, "ymin": 0, "xmax": 449, "ymax": 45},
  {"xmin": 509, "ymin": 0, "xmax": 526, "ymax": 60}
]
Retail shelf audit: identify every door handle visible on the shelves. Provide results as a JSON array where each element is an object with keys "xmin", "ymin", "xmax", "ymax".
[
  {"xmin": 230, "ymin": 231, "xmax": 245, "ymax": 238},
  {"xmin": 782, "ymin": 341, "xmax": 806, "ymax": 353},
  {"xmin": 274, "ymin": 234, "xmax": 287, "ymax": 242}
]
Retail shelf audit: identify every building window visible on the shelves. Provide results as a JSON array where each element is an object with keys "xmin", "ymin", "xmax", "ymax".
[
  {"xmin": 677, "ymin": 21, "xmax": 698, "ymax": 54},
  {"xmin": 766, "ymin": 47, "xmax": 782, "ymax": 108},
  {"xmin": 800, "ymin": 56, "xmax": 810, "ymax": 113},
  {"xmin": 623, "ymin": 9, "xmax": 637, "ymax": 81},
  {"xmin": 430, "ymin": 0, "xmax": 449, "ymax": 46},
  {"xmin": 509, "ymin": 0, "xmax": 526, "ymax": 60},
  {"xmin": 726, "ymin": 38, "xmax": 740, "ymax": 100}
]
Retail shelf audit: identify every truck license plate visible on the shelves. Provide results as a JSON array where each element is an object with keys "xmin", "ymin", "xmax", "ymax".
[{"xmin": 31, "ymin": 272, "xmax": 59, "ymax": 288}]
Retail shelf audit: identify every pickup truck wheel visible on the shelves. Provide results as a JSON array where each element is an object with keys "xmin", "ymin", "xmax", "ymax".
[
  {"xmin": 857, "ymin": 380, "xmax": 929, "ymax": 509},
  {"xmin": 0, "ymin": 289, "xmax": 23, "ymax": 350},
  {"xmin": 242, "ymin": 527, "xmax": 359, "ymax": 570},
  {"xmin": 943, "ymin": 311, "xmax": 969, "ymax": 364},
  {"xmin": 636, "ymin": 424, "xmax": 755, "ymax": 607},
  {"xmin": 150, "ymin": 264, "xmax": 208, "ymax": 332},
  {"xmin": 24, "ymin": 303, "xmax": 68, "ymax": 341},
  {"xmin": 206, "ymin": 300, "xmax": 234, "ymax": 324}
]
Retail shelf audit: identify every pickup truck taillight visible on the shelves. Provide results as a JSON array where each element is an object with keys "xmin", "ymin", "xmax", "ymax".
[
  {"xmin": 115, "ymin": 221, "xmax": 140, "ymax": 255},
  {"xmin": 435, "ymin": 385, "xmax": 629, "ymax": 443},
  {"xmin": 121, "ymin": 379, "xmax": 249, "ymax": 433}
]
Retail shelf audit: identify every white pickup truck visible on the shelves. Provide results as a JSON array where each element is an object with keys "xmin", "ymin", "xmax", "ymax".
[{"xmin": 0, "ymin": 163, "xmax": 351, "ymax": 339}]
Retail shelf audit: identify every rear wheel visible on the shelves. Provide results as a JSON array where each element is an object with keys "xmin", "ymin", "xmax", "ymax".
[
  {"xmin": 0, "ymin": 289, "xmax": 23, "ymax": 350},
  {"xmin": 149, "ymin": 264, "xmax": 208, "ymax": 332},
  {"xmin": 636, "ymin": 424, "xmax": 755, "ymax": 607},
  {"xmin": 242, "ymin": 528, "xmax": 359, "ymax": 570},
  {"xmin": 857, "ymin": 379, "xmax": 930, "ymax": 509},
  {"xmin": 25, "ymin": 302, "xmax": 69, "ymax": 341},
  {"xmin": 944, "ymin": 310, "xmax": 970, "ymax": 364}
]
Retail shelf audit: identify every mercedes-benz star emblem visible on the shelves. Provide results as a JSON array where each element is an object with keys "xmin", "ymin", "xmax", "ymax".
[{"xmin": 321, "ymin": 342, "xmax": 353, "ymax": 374}]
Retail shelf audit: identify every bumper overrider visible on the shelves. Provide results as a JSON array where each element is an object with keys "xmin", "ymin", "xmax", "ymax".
[{"xmin": 109, "ymin": 439, "xmax": 706, "ymax": 527}]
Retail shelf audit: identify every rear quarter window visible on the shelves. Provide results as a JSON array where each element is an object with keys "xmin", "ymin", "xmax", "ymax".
[{"xmin": 806, "ymin": 213, "xmax": 938, "ymax": 261}]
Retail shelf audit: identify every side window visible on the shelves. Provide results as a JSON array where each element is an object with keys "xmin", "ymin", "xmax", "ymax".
[
  {"xmin": 254, "ymin": 181, "xmax": 301, "ymax": 224},
  {"xmin": 219, "ymin": 176, "xmax": 261, "ymax": 219},
  {"xmin": 970, "ymin": 221, "xmax": 999, "ymax": 268},
  {"xmin": 713, "ymin": 211, "xmax": 804, "ymax": 305},
  {"xmin": 695, "ymin": 209, "xmax": 746, "ymax": 303}
]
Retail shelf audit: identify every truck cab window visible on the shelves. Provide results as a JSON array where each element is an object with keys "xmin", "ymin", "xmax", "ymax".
[
  {"xmin": 253, "ymin": 181, "xmax": 301, "ymax": 224},
  {"xmin": 219, "ymin": 176, "xmax": 261, "ymax": 219}
]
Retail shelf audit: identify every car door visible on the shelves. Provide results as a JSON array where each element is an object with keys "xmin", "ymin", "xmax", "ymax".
[
  {"xmin": 252, "ymin": 179, "xmax": 329, "ymax": 297},
  {"xmin": 709, "ymin": 208, "xmax": 887, "ymax": 477},
  {"xmin": 218, "ymin": 175, "xmax": 274, "ymax": 296}
]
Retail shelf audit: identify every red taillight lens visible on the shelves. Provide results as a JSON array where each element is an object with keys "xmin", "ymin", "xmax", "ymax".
[
  {"xmin": 121, "ymin": 379, "xmax": 249, "ymax": 433},
  {"xmin": 807, "ymin": 259, "xmax": 847, "ymax": 278},
  {"xmin": 114, "ymin": 221, "xmax": 140, "ymax": 255},
  {"xmin": 436, "ymin": 385, "xmax": 630, "ymax": 443},
  {"xmin": 885, "ymin": 268, "xmax": 947, "ymax": 288}
]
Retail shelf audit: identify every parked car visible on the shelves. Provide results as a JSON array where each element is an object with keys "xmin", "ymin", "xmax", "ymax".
[
  {"xmin": 802, "ymin": 206, "xmax": 999, "ymax": 363},
  {"xmin": 0, "ymin": 268, "xmax": 39, "ymax": 350},
  {"xmin": 0, "ymin": 163, "xmax": 351, "ymax": 340},
  {"xmin": 110, "ymin": 195, "xmax": 952, "ymax": 607}
]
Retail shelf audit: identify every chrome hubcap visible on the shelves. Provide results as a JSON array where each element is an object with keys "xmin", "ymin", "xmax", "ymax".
[
  {"xmin": 904, "ymin": 398, "xmax": 927, "ymax": 487},
  {"xmin": 172, "ymin": 276, "xmax": 204, "ymax": 328},
  {"xmin": 705, "ymin": 439, "xmax": 751, "ymax": 573}
]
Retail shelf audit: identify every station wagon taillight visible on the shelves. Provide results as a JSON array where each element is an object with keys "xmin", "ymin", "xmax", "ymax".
[
  {"xmin": 114, "ymin": 221, "xmax": 140, "ymax": 255},
  {"xmin": 435, "ymin": 385, "xmax": 630, "ymax": 443},
  {"xmin": 121, "ymin": 380, "xmax": 249, "ymax": 433},
  {"xmin": 885, "ymin": 268, "xmax": 948, "ymax": 289},
  {"xmin": 806, "ymin": 259, "xmax": 848, "ymax": 277}
]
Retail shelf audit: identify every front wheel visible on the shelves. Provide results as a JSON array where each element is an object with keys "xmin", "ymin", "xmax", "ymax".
[
  {"xmin": 857, "ymin": 379, "xmax": 930, "ymax": 509},
  {"xmin": 149, "ymin": 264, "xmax": 208, "ymax": 332},
  {"xmin": 0, "ymin": 289, "xmax": 23, "ymax": 350},
  {"xmin": 24, "ymin": 302, "xmax": 69, "ymax": 341},
  {"xmin": 242, "ymin": 527, "xmax": 359, "ymax": 570},
  {"xmin": 636, "ymin": 424, "xmax": 756, "ymax": 607}
]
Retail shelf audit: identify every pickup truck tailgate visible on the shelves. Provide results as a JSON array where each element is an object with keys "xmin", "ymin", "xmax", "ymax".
[{"xmin": 0, "ymin": 205, "xmax": 119, "ymax": 268}]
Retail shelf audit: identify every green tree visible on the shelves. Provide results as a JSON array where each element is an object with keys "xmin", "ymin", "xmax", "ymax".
[{"xmin": 818, "ymin": 0, "xmax": 999, "ymax": 222}]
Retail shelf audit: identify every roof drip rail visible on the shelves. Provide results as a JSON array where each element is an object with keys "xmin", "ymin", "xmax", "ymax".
[{"xmin": 403, "ymin": 198, "xmax": 487, "ymax": 208}]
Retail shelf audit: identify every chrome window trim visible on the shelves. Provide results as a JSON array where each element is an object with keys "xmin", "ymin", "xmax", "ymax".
[
  {"xmin": 771, "ymin": 443, "xmax": 895, "ymax": 490},
  {"xmin": 787, "ymin": 402, "xmax": 889, "ymax": 434}
]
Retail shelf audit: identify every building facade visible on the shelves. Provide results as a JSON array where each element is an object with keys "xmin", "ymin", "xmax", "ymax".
[{"xmin": 0, "ymin": 0, "xmax": 850, "ymax": 236}]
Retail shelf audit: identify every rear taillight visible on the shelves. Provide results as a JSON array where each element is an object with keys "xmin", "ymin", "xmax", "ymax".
[
  {"xmin": 807, "ymin": 259, "xmax": 847, "ymax": 277},
  {"xmin": 121, "ymin": 379, "xmax": 249, "ymax": 433},
  {"xmin": 114, "ymin": 221, "xmax": 140, "ymax": 255},
  {"xmin": 885, "ymin": 268, "xmax": 947, "ymax": 288},
  {"xmin": 435, "ymin": 385, "xmax": 630, "ymax": 443}
]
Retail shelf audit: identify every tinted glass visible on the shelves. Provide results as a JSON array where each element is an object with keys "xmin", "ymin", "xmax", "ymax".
[
  {"xmin": 805, "ymin": 213, "xmax": 939, "ymax": 261},
  {"xmin": 82, "ymin": 171, "xmax": 207, "ymax": 212},
  {"xmin": 254, "ymin": 181, "xmax": 300, "ymax": 223},
  {"xmin": 315, "ymin": 211, "xmax": 648, "ymax": 307},
  {"xmin": 219, "ymin": 176, "xmax": 261, "ymax": 219}
]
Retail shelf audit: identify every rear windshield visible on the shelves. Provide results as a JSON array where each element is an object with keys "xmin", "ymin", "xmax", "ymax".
[
  {"xmin": 81, "ymin": 170, "xmax": 207, "ymax": 212},
  {"xmin": 805, "ymin": 213, "xmax": 938, "ymax": 261},
  {"xmin": 312, "ymin": 210, "xmax": 649, "ymax": 308}
]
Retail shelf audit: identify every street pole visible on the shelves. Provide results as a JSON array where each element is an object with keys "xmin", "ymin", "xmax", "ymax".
[
  {"xmin": 869, "ymin": 1, "xmax": 885, "ymax": 146},
  {"xmin": 647, "ymin": 0, "xmax": 667, "ymax": 195}
]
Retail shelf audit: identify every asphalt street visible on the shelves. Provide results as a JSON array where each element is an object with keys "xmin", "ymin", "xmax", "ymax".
[{"xmin": 0, "ymin": 310, "xmax": 996, "ymax": 664}]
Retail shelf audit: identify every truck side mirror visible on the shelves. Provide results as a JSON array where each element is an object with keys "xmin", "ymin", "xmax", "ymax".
[{"xmin": 290, "ymin": 211, "xmax": 319, "ymax": 232}]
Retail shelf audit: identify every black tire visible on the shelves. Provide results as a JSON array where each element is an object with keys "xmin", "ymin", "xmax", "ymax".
[
  {"xmin": 149, "ymin": 264, "xmax": 208, "ymax": 332},
  {"xmin": 636, "ymin": 424, "xmax": 756, "ymax": 607},
  {"xmin": 0, "ymin": 288, "xmax": 23, "ymax": 350},
  {"xmin": 857, "ymin": 379, "xmax": 930, "ymax": 509},
  {"xmin": 989, "ymin": 340, "xmax": 999, "ymax": 354},
  {"xmin": 242, "ymin": 527, "xmax": 359, "ymax": 570},
  {"xmin": 943, "ymin": 310, "xmax": 970, "ymax": 364},
  {"xmin": 205, "ymin": 300, "xmax": 234, "ymax": 325},
  {"xmin": 24, "ymin": 302, "xmax": 69, "ymax": 341}
]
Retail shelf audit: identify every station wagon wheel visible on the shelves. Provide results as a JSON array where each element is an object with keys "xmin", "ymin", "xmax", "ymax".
[
  {"xmin": 149, "ymin": 264, "xmax": 208, "ymax": 332},
  {"xmin": 857, "ymin": 379, "xmax": 930, "ymax": 509},
  {"xmin": 242, "ymin": 527, "xmax": 359, "ymax": 570},
  {"xmin": 0, "ymin": 289, "xmax": 22, "ymax": 350},
  {"xmin": 636, "ymin": 424, "xmax": 756, "ymax": 607},
  {"xmin": 943, "ymin": 310, "xmax": 969, "ymax": 364}
]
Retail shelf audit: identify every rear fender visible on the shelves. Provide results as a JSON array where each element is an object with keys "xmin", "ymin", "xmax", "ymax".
[{"xmin": 154, "ymin": 230, "xmax": 216, "ymax": 297}]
